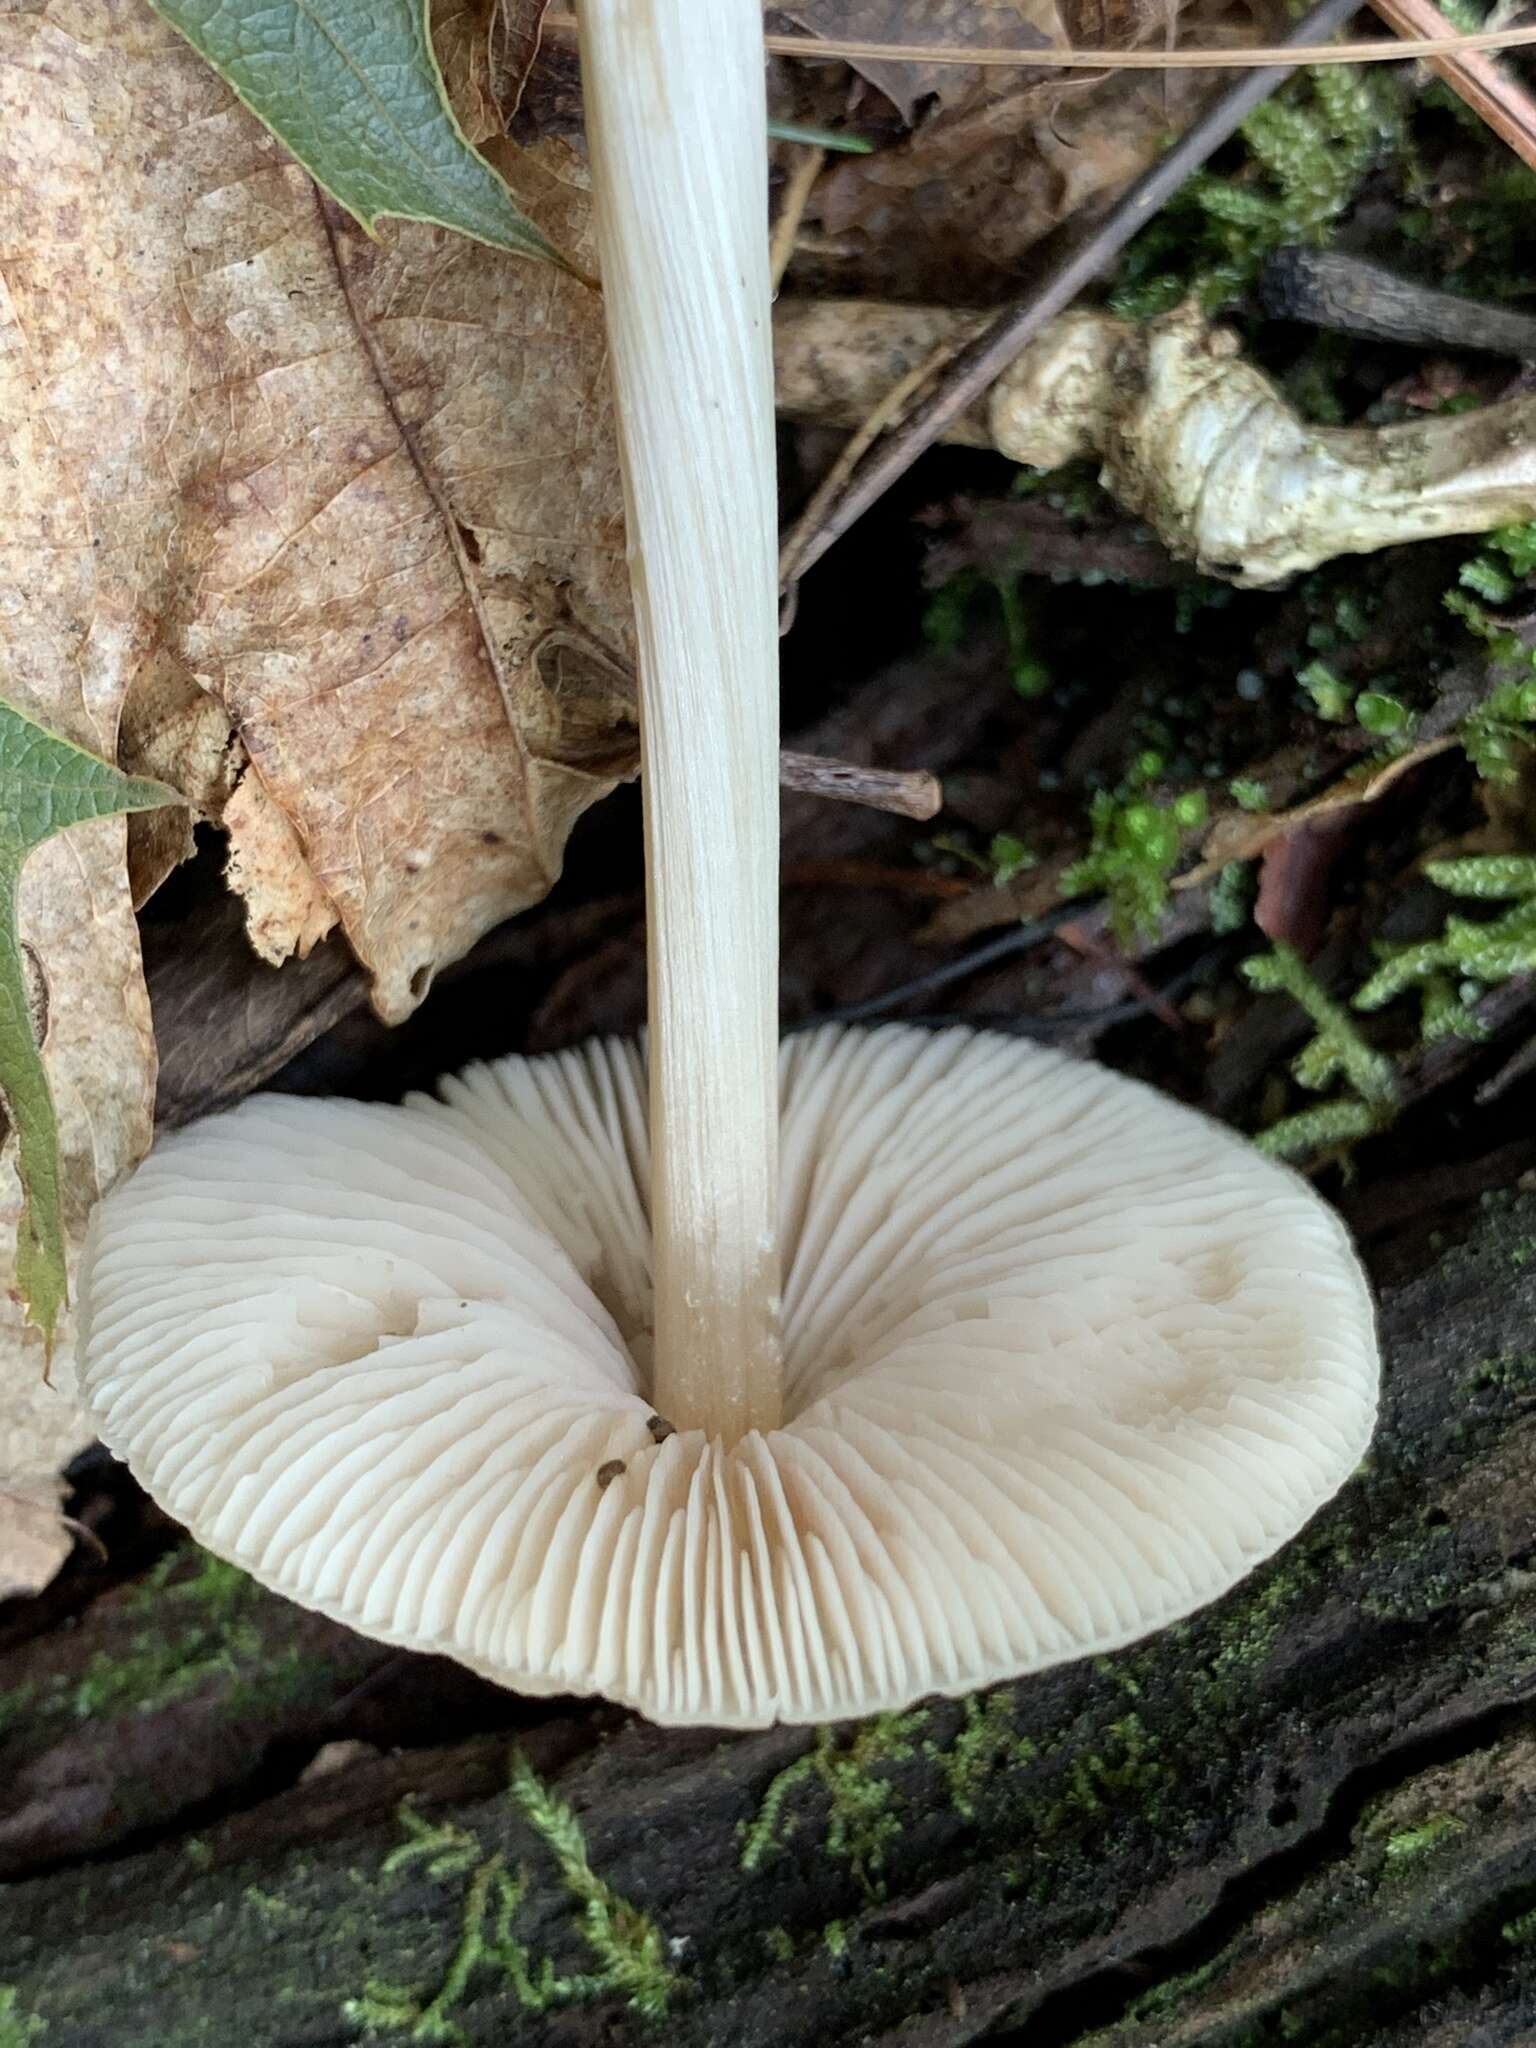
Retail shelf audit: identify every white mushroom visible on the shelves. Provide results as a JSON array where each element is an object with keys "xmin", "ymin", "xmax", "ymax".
[
  {"xmin": 79, "ymin": 1024, "xmax": 1375, "ymax": 1728},
  {"xmin": 74, "ymin": 0, "xmax": 1379, "ymax": 1729}
]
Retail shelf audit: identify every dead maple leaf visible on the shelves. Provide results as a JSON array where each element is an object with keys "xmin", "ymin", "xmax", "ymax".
[
  {"xmin": 0, "ymin": 10, "xmax": 191, "ymax": 1580},
  {"xmin": 0, "ymin": 0, "xmax": 637, "ymax": 1577},
  {"xmin": 6, "ymin": 0, "xmax": 638, "ymax": 1030}
]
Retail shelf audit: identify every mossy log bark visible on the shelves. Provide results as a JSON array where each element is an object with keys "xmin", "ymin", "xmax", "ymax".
[{"xmin": 4, "ymin": 1196, "xmax": 1536, "ymax": 2047}]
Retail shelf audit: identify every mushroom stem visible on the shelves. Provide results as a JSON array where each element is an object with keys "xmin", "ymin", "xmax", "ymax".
[{"xmin": 579, "ymin": 0, "xmax": 783, "ymax": 1441}]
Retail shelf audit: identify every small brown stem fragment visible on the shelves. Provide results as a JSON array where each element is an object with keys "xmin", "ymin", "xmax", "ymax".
[
  {"xmin": 595, "ymin": 1458, "xmax": 627, "ymax": 1489},
  {"xmin": 770, "ymin": 144, "xmax": 825, "ymax": 291},
  {"xmin": 779, "ymin": 751, "xmax": 943, "ymax": 821}
]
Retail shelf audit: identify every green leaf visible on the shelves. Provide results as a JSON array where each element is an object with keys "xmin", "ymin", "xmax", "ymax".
[
  {"xmin": 146, "ymin": 0, "xmax": 570, "ymax": 271},
  {"xmin": 0, "ymin": 701, "xmax": 181, "ymax": 1344}
]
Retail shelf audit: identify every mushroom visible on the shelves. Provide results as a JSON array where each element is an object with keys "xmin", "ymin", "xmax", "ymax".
[{"xmin": 74, "ymin": 0, "xmax": 1379, "ymax": 1729}]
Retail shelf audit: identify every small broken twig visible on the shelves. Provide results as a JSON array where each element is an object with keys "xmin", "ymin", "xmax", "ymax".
[
  {"xmin": 1262, "ymin": 247, "xmax": 1536, "ymax": 357},
  {"xmin": 1366, "ymin": 0, "xmax": 1536, "ymax": 175},
  {"xmin": 779, "ymin": 750, "xmax": 943, "ymax": 820},
  {"xmin": 778, "ymin": 0, "xmax": 1363, "ymax": 589},
  {"xmin": 770, "ymin": 143, "xmax": 825, "ymax": 291},
  {"xmin": 545, "ymin": 9, "xmax": 1536, "ymax": 68},
  {"xmin": 779, "ymin": 338, "xmax": 958, "ymax": 590}
]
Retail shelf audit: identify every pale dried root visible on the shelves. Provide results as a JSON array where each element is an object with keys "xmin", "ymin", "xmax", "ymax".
[{"xmin": 772, "ymin": 296, "xmax": 1536, "ymax": 586}]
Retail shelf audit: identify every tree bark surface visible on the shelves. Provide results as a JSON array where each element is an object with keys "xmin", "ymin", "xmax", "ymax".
[{"xmin": 4, "ymin": 1191, "xmax": 1536, "ymax": 2046}]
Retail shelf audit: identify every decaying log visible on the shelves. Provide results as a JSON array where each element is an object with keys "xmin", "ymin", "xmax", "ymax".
[{"xmin": 3, "ymin": 1191, "xmax": 1536, "ymax": 2045}]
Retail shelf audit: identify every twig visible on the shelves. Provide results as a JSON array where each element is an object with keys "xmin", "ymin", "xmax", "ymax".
[
  {"xmin": 781, "ymin": 859, "xmax": 975, "ymax": 898},
  {"xmin": 809, "ymin": 907, "xmax": 1080, "ymax": 1022},
  {"xmin": 778, "ymin": 0, "xmax": 1364, "ymax": 590},
  {"xmin": 770, "ymin": 144, "xmax": 825, "ymax": 292},
  {"xmin": 543, "ymin": 8, "xmax": 1536, "ymax": 68},
  {"xmin": 1262, "ymin": 247, "xmax": 1536, "ymax": 357},
  {"xmin": 779, "ymin": 750, "xmax": 943, "ymax": 820},
  {"xmin": 779, "ymin": 339, "xmax": 957, "ymax": 588},
  {"xmin": 1366, "ymin": 0, "xmax": 1536, "ymax": 174}
]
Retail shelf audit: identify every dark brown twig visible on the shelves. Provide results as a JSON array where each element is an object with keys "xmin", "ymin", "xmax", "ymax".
[
  {"xmin": 1262, "ymin": 247, "xmax": 1536, "ymax": 357},
  {"xmin": 780, "ymin": 0, "xmax": 1365, "ymax": 592}
]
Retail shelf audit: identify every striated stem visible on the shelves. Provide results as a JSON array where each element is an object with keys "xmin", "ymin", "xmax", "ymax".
[{"xmin": 579, "ymin": 0, "xmax": 782, "ymax": 1440}]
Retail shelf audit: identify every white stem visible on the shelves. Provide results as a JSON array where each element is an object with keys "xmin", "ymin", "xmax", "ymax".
[{"xmin": 579, "ymin": 0, "xmax": 782, "ymax": 1440}]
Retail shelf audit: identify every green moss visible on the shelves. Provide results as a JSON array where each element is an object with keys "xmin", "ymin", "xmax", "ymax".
[
  {"xmin": 1242, "ymin": 944, "xmax": 1400, "ymax": 1159},
  {"xmin": 1502, "ymin": 1904, "xmax": 1536, "ymax": 1946},
  {"xmin": 1356, "ymin": 857, "xmax": 1536, "ymax": 1014},
  {"xmin": 821, "ymin": 1920, "xmax": 849, "ymax": 1962},
  {"xmin": 927, "ymin": 1689, "xmax": 1032, "ymax": 1822},
  {"xmin": 1380, "ymin": 1814, "xmax": 1464, "ymax": 1863},
  {"xmin": 0, "ymin": 1989, "xmax": 45, "ymax": 2048},
  {"xmin": 1467, "ymin": 1350, "xmax": 1536, "ymax": 1393},
  {"xmin": 1061, "ymin": 786, "xmax": 1207, "ymax": 945},
  {"xmin": 760, "ymin": 1927, "xmax": 796, "ymax": 1965},
  {"xmin": 507, "ymin": 1750, "xmax": 675, "ymax": 2018},
  {"xmin": 739, "ymin": 1710, "xmax": 928, "ymax": 1897},
  {"xmin": 345, "ymin": 1755, "xmax": 677, "ymax": 2040},
  {"xmin": 1111, "ymin": 65, "xmax": 1402, "ymax": 316}
]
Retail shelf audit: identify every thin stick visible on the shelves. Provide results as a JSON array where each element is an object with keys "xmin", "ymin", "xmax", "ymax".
[
  {"xmin": 782, "ymin": 0, "xmax": 1362, "ymax": 591},
  {"xmin": 580, "ymin": 0, "xmax": 782, "ymax": 1442},
  {"xmin": 779, "ymin": 339, "xmax": 957, "ymax": 588},
  {"xmin": 546, "ymin": 8, "xmax": 1536, "ymax": 68},
  {"xmin": 779, "ymin": 751, "xmax": 942, "ymax": 820},
  {"xmin": 1262, "ymin": 247, "xmax": 1536, "ymax": 356},
  {"xmin": 1366, "ymin": 0, "xmax": 1536, "ymax": 173},
  {"xmin": 770, "ymin": 144, "xmax": 825, "ymax": 291}
]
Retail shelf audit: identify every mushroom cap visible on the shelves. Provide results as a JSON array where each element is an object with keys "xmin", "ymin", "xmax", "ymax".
[{"xmin": 77, "ymin": 1023, "xmax": 1377, "ymax": 1729}]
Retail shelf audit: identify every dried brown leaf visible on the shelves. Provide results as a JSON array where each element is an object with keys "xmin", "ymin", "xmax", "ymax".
[
  {"xmin": 782, "ymin": 0, "xmax": 1048, "ymax": 123},
  {"xmin": 0, "ymin": 1375, "xmax": 87, "ymax": 1599},
  {"xmin": 796, "ymin": 3, "xmax": 1241, "ymax": 299},
  {"xmin": 1178, "ymin": 739, "xmax": 1461, "ymax": 888},
  {"xmin": 0, "ymin": 2, "xmax": 196, "ymax": 1573},
  {"xmin": 6, "ymin": 2, "xmax": 638, "ymax": 1030},
  {"xmin": 492, "ymin": 0, "xmax": 555, "ymax": 122}
]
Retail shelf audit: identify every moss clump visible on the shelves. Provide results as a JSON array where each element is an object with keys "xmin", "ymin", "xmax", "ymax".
[
  {"xmin": 739, "ymin": 1710, "xmax": 928, "ymax": 1897},
  {"xmin": 1062, "ymin": 782, "xmax": 1207, "ymax": 945},
  {"xmin": 69, "ymin": 1549, "xmax": 266, "ymax": 1721},
  {"xmin": 1112, "ymin": 65, "xmax": 1402, "ymax": 317},
  {"xmin": 1242, "ymin": 944, "xmax": 1401, "ymax": 1160},
  {"xmin": 346, "ymin": 1754, "xmax": 676, "ymax": 2041},
  {"xmin": 1355, "ymin": 857, "xmax": 1536, "ymax": 1022},
  {"xmin": 1380, "ymin": 1814, "xmax": 1464, "ymax": 1864},
  {"xmin": 0, "ymin": 1989, "xmax": 45, "ymax": 2048},
  {"xmin": 928, "ymin": 1689, "xmax": 1032, "ymax": 1822}
]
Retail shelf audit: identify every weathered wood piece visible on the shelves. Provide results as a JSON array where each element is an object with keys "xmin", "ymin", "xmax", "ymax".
[{"xmin": 2, "ymin": 1192, "xmax": 1535, "ymax": 2045}]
